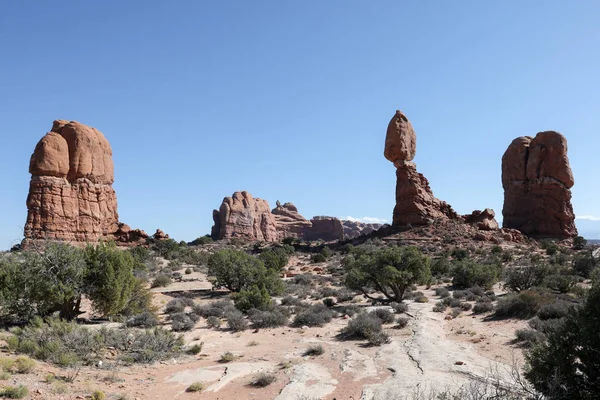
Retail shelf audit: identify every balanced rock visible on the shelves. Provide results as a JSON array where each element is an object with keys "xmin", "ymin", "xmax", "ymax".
[
  {"xmin": 211, "ymin": 191, "xmax": 278, "ymax": 242},
  {"xmin": 24, "ymin": 121, "xmax": 120, "ymax": 244},
  {"xmin": 272, "ymin": 201, "xmax": 312, "ymax": 240},
  {"xmin": 385, "ymin": 111, "xmax": 458, "ymax": 226},
  {"xmin": 502, "ymin": 131, "xmax": 577, "ymax": 238}
]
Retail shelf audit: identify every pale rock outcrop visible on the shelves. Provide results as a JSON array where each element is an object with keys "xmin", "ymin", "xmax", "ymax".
[{"xmin": 272, "ymin": 201, "xmax": 313, "ymax": 240}]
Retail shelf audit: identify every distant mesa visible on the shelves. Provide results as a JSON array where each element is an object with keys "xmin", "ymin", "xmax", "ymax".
[
  {"xmin": 501, "ymin": 131, "xmax": 577, "ymax": 239},
  {"xmin": 210, "ymin": 192, "xmax": 382, "ymax": 242},
  {"xmin": 23, "ymin": 120, "xmax": 165, "ymax": 248}
]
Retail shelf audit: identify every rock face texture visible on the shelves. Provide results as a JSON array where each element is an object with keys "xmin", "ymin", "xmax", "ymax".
[
  {"xmin": 502, "ymin": 132, "xmax": 577, "ymax": 238},
  {"xmin": 463, "ymin": 209, "xmax": 499, "ymax": 231},
  {"xmin": 341, "ymin": 220, "xmax": 383, "ymax": 239},
  {"xmin": 272, "ymin": 201, "xmax": 313, "ymax": 240},
  {"xmin": 384, "ymin": 110, "xmax": 459, "ymax": 226},
  {"xmin": 305, "ymin": 216, "xmax": 345, "ymax": 242},
  {"xmin": 211, "ymin": 191, "xmax": 279, "ymax": 242},
  {"xmin": 24, "ymin": 120, "xmax": 120, "ymax": 244}
]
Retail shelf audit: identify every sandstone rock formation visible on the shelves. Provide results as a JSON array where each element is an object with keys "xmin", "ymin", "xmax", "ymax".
[
  {"xmin": 341, "ymin": 220, "xmax": 383, "ymax": 239},
  {"xmin": 305, "ymin": 216, "xmax": 345, "ymax": 242},
  {"xmin": 502, "ymin": 131, "xmax": 577, "ymax": 238},
  {"xmin": 463, "ymin": 209, "xmax": 499, "ymax": 231},
  {"xmin": 211, "ymin": 191, "xmax": 279, "ymax": 242},
  {"xmin": 24, "ymin": 120, "xmax": 121, "ymax": 244},
  {"xmin": 385, "ymin": 110, "xmax": 459, "ymax": 226},
  {"xmin": 272, "ymin": 201, "xmax": 313, "ymax": 240},
  {"xmin": 114, "ymin": 223, "xmax": 149, "ymax": 247}
]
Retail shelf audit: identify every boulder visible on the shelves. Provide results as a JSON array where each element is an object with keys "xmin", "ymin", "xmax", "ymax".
[
  {"xmin": 501, "ymin": 131, "xmax": 577, "ymax": 238},
  {"xmin": 211, "ymin": 191, "xmax": 279, "ymax": 242},
  {"xmin": 463, "ymin": 209, "xmax": 499, "ymax": 231},
  {"xmin": 305, "ymin": 216, "xmax": 344, "ymax": 241}
]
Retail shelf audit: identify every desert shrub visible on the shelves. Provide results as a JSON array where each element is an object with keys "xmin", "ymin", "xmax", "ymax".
[
  {"xmin": 165, "ymin": 298, "xmax": 187, "ymax": 314},
  {"xmin": 293, "ymin": 274, "xmax": 314, "ymax": 286},
  {"xmin": 259, "ymin": 248, "xmax": 290, "ymax": 272},
  {"xmin": 185, "ymin": 268, "xmax": 192, "ymax": 275},
  {"xmin": 9, "ymin": 357, "xmax": 35, "ymax": 374},
  {"xmin": 126, "ymin": 311, "xmax": 159, "ymax": 328},
  {"xmin": 528, "ymin": 317, "xmax": 566, "ymax": 336},
  {"xmin": 322, "ymin": 298, "xmax": 336, "ymax": 307},
  {"xmin": 443, "ymin": 297, "xmax": 462, "ymax": 308},
  {"xmin": 344, "ymin": 246, "xmax": 431, "ymax": 302},
  {"xmin": 0, "ymin": 385, "xmax": 28, "ymax": 399},
  {"xmin": 451, "ymin": 260, "xmax": 501, "ymax": 289},
  {"xmin": 514, "ymin": 329, "xmax": 546, "ymax": 347},
  {"xmin": 247, "ymin": 307, "xmax": 289, "ymax": 328},
  {"xmin": 543, "ymin": 274, "xmax": 577, "ymax": 293},
  {"xmin": 9, "ymin": 317, "xmax": 182, "ymax": 366},
  {"xmin": 170, "ymin": 312, "xmax": 195, "ymax": 332},
  {"xmin": 540, "ymin": 239, "xmax": 559, "ymax": 255},
  {"xmin": 494, "ymin": 290, "xmax": 552, "ymax": 319},
  {"xmin": 193, "ymin": 300, "xmax": 236, "ymax": 318},
  {"xmin": 189, "ymin": 235, "xmax": 213, "ymax": 246},
  {"xmin": 367, "ymin": 331, "xmax": 390, "ymax": 346},
  {"xmin": 340, "ymin": 305, "xmax": 360, "ymax": 317},
  {"xmin": 472, "ymin": 302, "xmax": 493, "ymax": 314},
  {"xmin": 151, "ymin": 274, "xmax": 172, "ymax": 288},
  {"xmin": 232, "ymin": 286, "xmax": 271, "ymax": 313},
  {"xmin": 220, "ymin": 352, "xmax": 236, "ymax": 363},
  {"xmin": 504, "ymin": 262, "xmax": 550, "ymax": 292},
  {"xmin": 433, "ymin": 302, "xmax": 447, "ymax": 312},
  {"xmin": 84, "ymin": 243, "xmax": 138, "ymax": 317},
  {"xmin": 434, "ymin": 287, "xmax": 450, "ymax": 298},
  {"xmin": 334, "ymin": 289, "xmax": 356, "ymax": 302},
  {"xmin": 453, "ymin": 289, "xmax": 469, "ymax": 299},
  {"xmin": 491, "ymin": 245, "xmax": 503, "ymax": 254},
  {"xmin": 396, "ymin": 316, "xmax": 409, "ymax": 328},
  {"xmin": 292, "ymin": 304, "xmax": 334, "ymax": 327},
  {"xmin": 414, "ymin": 295, "xmax": 429, "ymax": 303},
  {"xmin": 537, "ymin": 300, "xmax": 576, "ymax": 320},
  {"xmin": 525, "ymin": 283, "xmax": 600, "ymax": 398},
  {"xmin": 208, "ymin": 249, "xmax": 283, "ymax": 295},
  {"xmin": 226, "ymin": 311, "xmax": 248, "ymax": 332},
  {"xmin": 460, "ymin": 302, "xmax": 472, "ymax": 311},
  {"xmin": 186, "ymin": 343, "xmax": 203, "ymax": 355},
  {"xmin": 252, "ymin": 372, "xmax": 277, "ymax": 387},
  {"xmin": 390, "ymin": 302, "xmax": 408, "ymax": 314},
  {"xmin": 430, "ymin": 257, "xmax": 451, "ymax": 277},
  {"xmin": 303, "ymin": 344, "xmax": 324, "ymax": 356},
  {"xmin": 572, "ymin": 236, "xmax": 587, "ymax": 250},
  {"xmin": 371, "ymin": 309, "xmax": 395, "ymax": 324},
  {"xmin": 206, "ymin": 316, "xmax": 221, "ymax": 329},
  {"xmin": 91, "ymin": 391, "xmax": 106, "ymax": 400},
  {"xmin": 339, "ymin": 313, "xmax": 383, "ymax": 341},
  {"xmin": 572, "ymin": 251, "xmax": 597, "ymax": 278},
  {"xmin": 280, "ymin": 295, "xmax": 303, "ymax": 307},
  {"xmin": 186, "ymin": 382, "xmax": 204, "ymax": 392}
]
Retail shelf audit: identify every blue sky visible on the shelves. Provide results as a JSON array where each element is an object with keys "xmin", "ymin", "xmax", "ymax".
[{"xmin": 2, "ymin": 1, "xmax": 600, "ymax": 249}]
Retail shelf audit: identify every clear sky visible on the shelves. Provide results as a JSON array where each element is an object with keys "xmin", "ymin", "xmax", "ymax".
[{"xmin": 2, "ymin": 1, "xmax": 600, "ymax": 250}]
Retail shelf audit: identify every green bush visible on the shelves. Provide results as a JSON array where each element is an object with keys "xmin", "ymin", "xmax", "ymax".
[
  {"xmin": 472, "ymin": 302, "xmax": 493, "ymax": 314},
  {"xmin": 344, "ymin": 246, "xmax": 431, "ymax": 302},
  {"xmin": 430, "ymin": 258, "xmax": 451, "ymax": 277},
  {"xmin": 186, "ymin": 343, "xmax": 203, "ymax": 355},
  {"xmin": 543, "ymin": 274, "xmax": 577, "ymax": 293},
  {"xmin": 0, "ymin": 385, "xmax": 28, "ymax": 399},
  {"xmin": 170, "ymin": 312, "xmax": 195, "ymax": 332},
  {"xmin": 208, "ymin": 249, "xmax": 283, "ymax": 295},
  {"xmin": 339, "ymin": 313, "xmax": 388, "ymax": 346},
  {"xmin": 494, "ymin": 290, "xmax": 552, "ymax": 319},
  {"xmin": 259, "ymin": 248, "xmax": 290, "ymax": 272},
  {"xmin": 371, "ymin": 309, "xmax": 395, "ymax": 324},
  {"xmin": 451, "ymin": 260, "xmax": 501, "ymax": 289},
  {"xmin": 503, "ymin": 262, "xmax": 550, "ymax": 292},
  {"xmin": 390, "ymin": 302, "xmax": 408, "ymax": 314},
  {"xmin": 303, "ymin": 344, "xmax": 325, "ymax": 356},
  {"xmin": 322, "ymin": 298, "xmax": 336, "ymax": 307},
  {"xmin": 151, "ymin": 274, "xmax": 172, "ymax": 288},
  {"xmin": 525, "ymin": 284, "xmax": 600, "ymax": 398},
  {"xmin": 186, "ymin": 382, "xmax": 204, "ymax": 392},
  {"xmin": 232, "ymin": 286, "xmax": 271, "ymax": 313},
  {"xmin": 540, "ymin": 240, "xmax": 559, "ymax": 256},
  {"xmin": 434, "ymin": 287, "xmax": 450, "ymax": 298},
  {"xmin": 206, "ymin": 316, "xmax": 221, "ymax": 329},
  {"xmin": 451, "ymin": 248, "xmax": 469, "ymax": 261},
  {"xmin": 126, "ymin": 312, "xmax": 159, "ymax": 328},
  {"xmin": 189, "ymin": 235, "xmax": 213, "ymax": 246},
  {"xmin": 396, "ymin": 316, "xmax": 409, "ymax": 328},
  {"xmin": 572, "ymin": 236, "xmax": 587, "ymax": 250},
  {"xmin": 514, "ymin": 329, "xmax": 546, "ymax": 347},
  {"xmin": 572, "ymin": 251, "xmax": 597, "ymax": 278}
]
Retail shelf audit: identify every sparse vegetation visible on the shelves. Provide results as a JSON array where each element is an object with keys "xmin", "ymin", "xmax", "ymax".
[
  {"xmin": 219, "ymin": 352, "xmax": 236, "ymax": 363},
  {"xmin": 251, "ymin": 372, "xmax": 277, "ymax": 387},
  {"xmin": 292, "ymin": 304, "xmax": 334, "ymax": 327},
  {"xmin": 303, "ymin": 344, "xmax": 324, "ymax": 356},
  {"xmin": 151, "ymin": 274, "xmax": 172, "ymax": 288},
  {"xmin": 339, "ymin": 312, "xmax": 389, "ymax": 346},
  {"xmin": 186, "ymin": 382, "xmax": 204, "ymax": 392}
]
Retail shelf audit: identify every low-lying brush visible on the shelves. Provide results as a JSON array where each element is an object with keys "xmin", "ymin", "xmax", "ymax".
[
  {"xmin": 226, "ymin": 311, "xmax": 248, "ymax": 332},
  {"xmin": 370, "ymin": 309, "xmax": 395, "ymax": 324},
  {"xmin": 151, "ymin": 274, "xmax": 172, "ymax": 288},
  {"xmin": 247, "ymin": 307, "xmax": 289, "ymax": 328},
  {"xmin": 0, "ymin": 385, "xmax": 28, "ymax": 399},
  {"xmin": 126, "ymin": 311, "xmax": 159, "ymax": 328},
  {"xmin": 389, "ymin": 302, "xmax": 408, "ymax": 314},
  {"xmin": 303, "ymin": 344, "xmax": 324, "ymax": 356},
  {"xmin": 434, "ymin": 287, "xmax": 450, "ymax": 298},
  {"xmin": 252, "ymin": 372, "xmax": 277, "ymax": 387},
  {"xmin": 514, "ymin": 329, "xmax": 546, "ymax": 347},
  {"xmin": 8, "ymin": 317, "xmax": 183, "ymax": 366},
  {"xmin": 339, "ymin": 312, "xmax": 389, "ymax": 346},
  {"xmin": 170, "ymin": 312, "xmax": 196, "ymax": 332},
  {"xmin": 472, "ymin": 302, "xmax": 494, "ymax": 314},
  {"xmin": 494, "ymin": 290, "xmax": 553, "ymax": 319},
  {"xmin": 292, "ymin": 304, "xmax": 334, "ymax": 327}
]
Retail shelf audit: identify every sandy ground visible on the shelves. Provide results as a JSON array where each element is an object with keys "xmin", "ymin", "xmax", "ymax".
[{"xmin": 1, "ymin": 269, "xmax": 528, "ymax": 400}]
